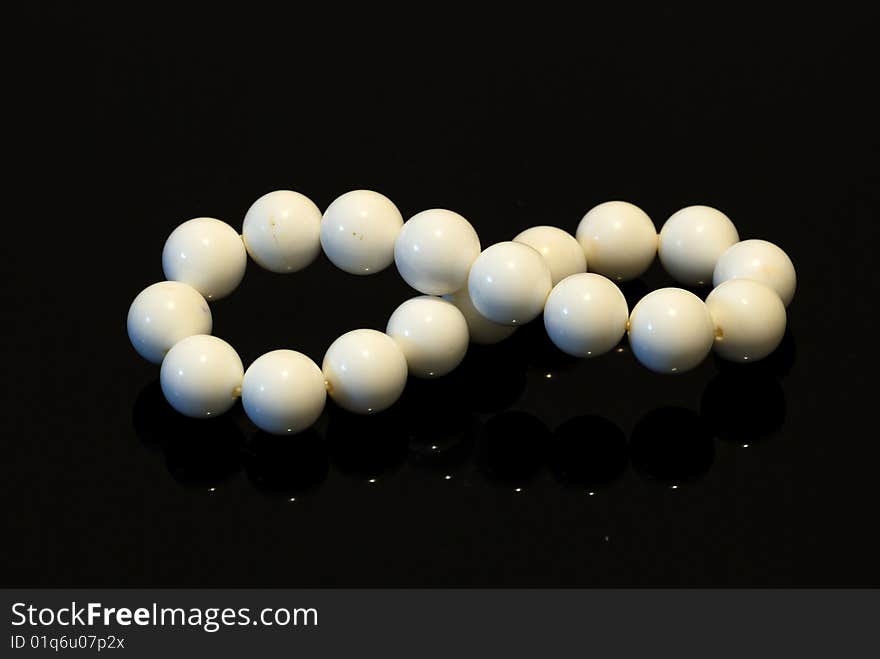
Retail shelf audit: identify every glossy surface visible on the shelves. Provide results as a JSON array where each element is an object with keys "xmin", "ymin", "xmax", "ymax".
[
  {"xmin": 713, "ymin": 239, "xmax": 797, "ymax": 307},
  {"xmin": 242, "ymin": 190, "xmax": 322, "ymax": 273},
  {"xmin": 706, "ymin": 279, "xmax": 787, "ymax": 362},
  {"xmin": 127, "ymin": 281, "xmax": 212, "ymax": 364},
  {"xmin": 159, "ymin": 335, "xmax": 244, "ymax": 418},
  {"xmin": 386, "ymin": 296, "xmax": 469, "ymax": 378},
  {"xmin": 241, "ymin": 350, "xmax": 326, "ymax": 435},
  {"xmin": 659, "ymin": 205, "xmax": 739, "ymax": 286},
  {"xmin": 162, "ymin": 217, "xmax": 247, "ymax": 300},
  {"xmin": 543, "ymin": 273, "xmax": 628, "ymax": 357},
  {"xmin": 394, "ymin": 209, "xmax": 481, "ymax": 294},
  {"xmin": 320, "ymin": 190, "xmax": 404, "ymax": 275},
  {"xmin": 322, "ymin": 329, "xmax": 408, "ymax": 413},
  {"xmin": 443, "ymin": 287, "xmax": 518, "ymax": 345},
  {"xmin": 628, "ymin": 288, "xmax": 715, "ymax": 373},
  {"xmin": 513, "ymin": 226, "xmax": 587, "ymax": 285},
  {"xmin": 575, "ymin": 201, "xmax": 658, "ymax": 281},
  {"xmin": 467, "ymin": 241, "xmax": 553, "ymax": 325}
]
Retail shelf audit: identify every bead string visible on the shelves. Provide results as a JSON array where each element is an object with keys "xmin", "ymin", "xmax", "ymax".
[{"xmin": 128, "ymin": 190, "xmax": 795, "ymax": 435}]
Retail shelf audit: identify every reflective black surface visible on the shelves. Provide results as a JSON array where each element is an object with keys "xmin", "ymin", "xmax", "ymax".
[{"xmin": 4, "ymin": 7, "xmax": 879, "ymax": 586}]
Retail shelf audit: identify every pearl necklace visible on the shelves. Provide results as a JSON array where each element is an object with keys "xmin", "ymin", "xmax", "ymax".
[{"xmin": 127, "ymin": 190, "xmax": 795, "ymax": 435}]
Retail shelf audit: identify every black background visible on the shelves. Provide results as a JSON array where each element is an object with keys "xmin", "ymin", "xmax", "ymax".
[{"xmin": 5, "ymin": 6, "xmax": 879, "ymax": 586}]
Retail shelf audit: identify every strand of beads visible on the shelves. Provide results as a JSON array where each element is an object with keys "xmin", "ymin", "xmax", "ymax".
[{"xmin": 128, "ymin": 189, "xmax": 795, "ymax": 436}]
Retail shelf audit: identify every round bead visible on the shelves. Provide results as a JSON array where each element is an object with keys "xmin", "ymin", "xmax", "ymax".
[
  {"xmin": 658, "ymin": 205, "xmax": 739, "ymax": 286},
  {"xmin": 127, "ymin": 281, "xmax": 212, "ymax": 364},
  {"xmin": 543, "ymin": 273, "xmax": 629, "ymax": 357},
  {"xmin": 575, "ymin": 201, "xmax": 658, "ymax": 281},
  {"xmin": 241, "ymin": 350, "xmax": 327, "ymax": 435},
  {"xmin": 467, "ymin": 241, "xmax": 553, "ymax": 325},
  {"xmin": 705, "ymin": 279, "xmax": 787, "ymax": 362},
  {"xmin": 713, "ymin": 239, "xmax": 797, "ymax": 307},
  {"xmin": 320, "ymin": 190, "xmax": 404, "ymax": 275},
  {"xmin": 162, "ymin": 217, "xmax": 247, "ymax": 300},
  {"xmin": 513, "ymin": 225, "xmax": 587, "ymax": 285},
  {"xmin": 322, "ymin": 329, "xmax": 408, "ymax": 414},
  {"xmin": 160, "ymin": 335, "xmax": 244, "ymax": 418},
  {"xmin": 242, "ymin": 190, "xmax": 322, "ymax": 274},
  {"xmin": 394, "ymin": 209, "xmax": 481, "ymax": 295},
  {"xmin": 442, "ymin": 288, "xmax": 517, "ymax": 345},
  {"xmin": 386, "ymin": 296, "xmax": 469, "ymax": 378},
  {"xmin": 628, "ymin": 288, "xmax": 715, "ymax": 374}
]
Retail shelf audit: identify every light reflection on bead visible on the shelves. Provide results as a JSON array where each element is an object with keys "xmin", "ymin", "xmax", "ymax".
[
  {"xmin": 705, "ymin": 279, "xmax": 787, "ymax": 362},
  {"xmin": 576, "ymin": 201, "xmax": 657, "ymax": 281},
  {"xmin": 467, "ymin": 241, "xmax": 552, "ymax": 326},
  {"xmin": 628, "ymin": 288, "xmax": 715, "ymax": 374},
  {"xmin": 513, "ymin": 225, "xmax": 586, "ymax": 285},
  {"xmin": 543, "ymin": 273, "xmax": 629, "ymax": 358},
  {"xmin": 160, "ymin": 335, "xmax": 244, "ymax": 417},
  {"xmin": 386, "ymin": 296, "xmax": 469, "ymax": 378},
  {"xmin": 322, "ymin": 329, "xmax": 408, "ymax": 414},
  {"xmin": 241, "ymin": 350, "xmax": 326, "ymax": 435},
  {"xmin": 320, "ymin": 190, "xmax": 404, "ymax": 275},
  {"xmin": 162, "ymin": 217, "xmax": 247, "ymax": 300},
  {"xmin": 394, "ymin": 209, "xmax": 481, "ymax": 294},
  {"xmin": 713, "ymin": 239, "xmax": 796, "ymax": 307},
  {"xmin": 242, "ymin": 190, "xmax": 322, "ymax": 274},
  {"xmin": 127, "ymin": 281, "xmax": 212, "ymax": 364},
  {"xmin": 659, "ymin": 205, "xmax": 739, "ymax": 286}
]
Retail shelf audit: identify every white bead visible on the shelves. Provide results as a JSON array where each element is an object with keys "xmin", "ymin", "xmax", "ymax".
[
  {"xmin": 242, "ymin": 190, "xmax": 322, "ymax": 273},
  {"xmin": 386, "ymin": 296, "xmax": 469, "ymax": 378},
  {"xmin": 320, "ymin": 190, "xmax": 404, "ymax": 275},
  {"xmin": 160, "ymin": 335, "xmax": 244, "ymax": 418},
  {"xmin": 127, "ymin": 281, "xmax": 212, "ymax": 364},
  {"xmin": 442, "ymin": 288, "xmax": 517, "ymax": 345},
  {"xmin": 575, "ymin": 201, "xmax": 658, "ymax": 281},
  {"xmin": 705, "ymin": 279, "xmax": 787, "ymax": 362},
  {"xmin": 394, "ymin": 209, "xmax": 481, "ymax": 294},
  {"xmin": 628, "ymin": 288, "xmax": 714, "ymax": 374},
  {"xmin": 467, "ymin": 241, "xmax": 552, "ymax": 325},
  {"xmin": 241, "ymin": 350, "xmax": 327, "ymax": 435},
  {"xmin": 513, "ymin": 226, "xmax": 587, "ymax": 285},
  {"xmin": 543, "ymin": 273, "xmax": 628, "ymax": 357},
  {"xmin": 322, "ymin": 329, "xmax": 408, "ymax": 414},
  {"xmin": 658, "ymin": 205, "xmax": 739, "ymax": 286},
  {"xmin": 713, "ymin": 239, "xmax": 797, "ymax": 307},
  {"xmin": 162, "ymin": 217, "xmax": 247, "ymax": 301}
]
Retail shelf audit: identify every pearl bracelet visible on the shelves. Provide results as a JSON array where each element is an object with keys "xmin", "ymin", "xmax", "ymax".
[{"xmin": 127, "ymin": 190, "xmax": 796, "ymax": 436}]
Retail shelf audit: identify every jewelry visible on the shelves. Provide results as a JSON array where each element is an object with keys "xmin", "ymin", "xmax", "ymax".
[{"xmin": 127, "ymin": 190, "xmax": 796, "ymax": 435}]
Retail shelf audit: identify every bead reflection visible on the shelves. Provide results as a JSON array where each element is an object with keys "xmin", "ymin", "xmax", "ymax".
[
  {"xmin": 244, "ymin": 430, "xmax": 328, "ymax": 498},
  {"xmin": 132, "ymin": 379, "xmax": 244, "ymax": 489},
  {"xmin": 454, "ymin": 343, "xmax": 528, "ymax": 413},
  {"xmin": 513, "ymin": 320, "xmax": 580, "ymax": 376},
  {"xmin": 549, "ymin": 416, "xmax": 628, "ymax": 489},
  {"xmin": 701, "ymin": 370, "xmax": 786, "ymax": 445},
  {"xmin": 132, "ymin": 380, "xmax": 179, "ymax": 454},
  {"xmin": 400, "ymin": 377, "xmax": 480, "ymax": 472},
  {"xmin": 132, "ymin": 310, "xmax": 789, "ymax": 499},
  {"xmin": 477, "ymin": 411, "xmax": 549, "ymax": 485},
  {"xmin": 164, "ymin": 424, "xmax": 244, "ymax": 489},
  {"xmin": 629, "ymin": 407, "xmax": 714, "ymax": 485},
  {"xmin": 326, "ymin": 404, "xmax": 409, "ymax": 479}
]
